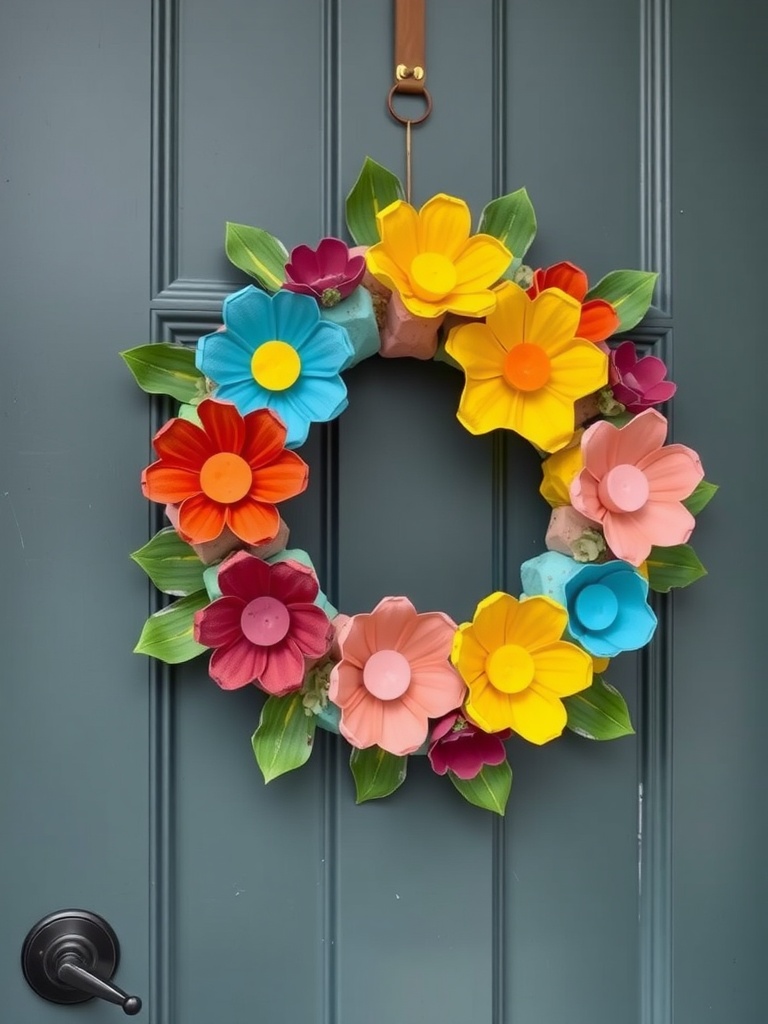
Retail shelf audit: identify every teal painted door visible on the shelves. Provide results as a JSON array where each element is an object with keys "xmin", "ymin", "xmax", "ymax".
[{"xmin": 1, "ymin": 1, "xmax": 765, "ymax": 1021}]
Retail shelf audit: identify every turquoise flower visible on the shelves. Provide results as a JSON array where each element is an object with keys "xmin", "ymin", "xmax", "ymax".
[
  {"xmin": 520, "ymin": 551, "xmax": 657, "ymax": 658},
  {"xmin": 196, "ymin": 286, "xmax": 354, "ymax": 448}
]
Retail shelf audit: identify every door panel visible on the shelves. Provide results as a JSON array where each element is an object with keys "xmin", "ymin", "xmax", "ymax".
[{"xmin": 1, "ymin": 1, "xmax": 765, "ymax": 1022}]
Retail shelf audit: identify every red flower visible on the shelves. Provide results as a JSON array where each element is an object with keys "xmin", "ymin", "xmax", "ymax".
[
  {"xmin": 284, "ymin": 237, "xmax": 366, "ymax": 307},
  {"xmin": 527, "ymin": 261, "xmax": 619, "ymax": 343},
  {"xmin": 427, "ymin": 712, "xmax": 510, "ymax": 780},
  {"xmin": 609, "ymin": 341, "xmax": 676, "ymax": 412},
  {"xmin": 141, "ymin": 399, "xmax": 308, "ymax": 546},
  {"xmin": 193, "ymin": 552, "xmax": 333, "ymax": 695}
]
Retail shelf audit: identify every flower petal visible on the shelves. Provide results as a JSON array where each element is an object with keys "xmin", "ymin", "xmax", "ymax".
[
  {"xmin": 153, "ymin": 419, "xmax": 213, "ymax": 469},
  {"xmin": 251, "ymin": 450, "xmax": 308, "ymax": 502},
  {"xmin": 194, "ymin": 597, "xmax": 244, "ymax": 648},
  {"xmin": 514, "ymin": 596, "xmax": 569, "ymax": 649},
  {"xmin": 613, "ymin": 409, "xmax": 668, "ymax": 465},
  {"xmin": 317, "ymin": 237, "xmax": 353, "ymax": 275},
  {"xmin": 285, "ymin": 375, "xmax": 348, "ymax": 427},
  {"xmin": 272, "ymin": 288, "xmax": 320, "ymax": 344},
  {"xmin": 451, "ymin": 625, "xmax": 488, "ymax": 685},
  {"xmin": 485, "ymin": 282, "xmax": 527, "ymax": 347},
  {"xmin": 217, "ymin": 551, "xmax": 271, "ymax": 600},
  {"xmin": 270, "ymin": 560, "xmax": 318, "ymax": 604},
  {"xmin": 507, "ymin": 686, "xmax": 568, "ymax": 744},
  {"xmin": 338, "ymin": 689, "xmax": 385, "ymax": 748},
  {"xmin": 400, "ymin": 611, "xmax": 458, "ymax": 667},
  {"xmin": 471, "ymin": 592, "xmax": 522, "ymax": 652},
  {"xmin": 225, "ymin": 498, "xmax": 280, "ymax": 545},
  {"xmin": 242, "ymin": 408, "xmax": 289, "ymax": 468},
  {"xmin": 209, "ymin": 638, "xmax": 268, "ymax": 690},
  {"xmin": 286, "ymin": 243, "xmax": 320, "ymax": 282},
  {"xmin": 222, "ymin": 286, "xmax": 275, "ymax": 346},
  {"xmin": 258, "ymin": 638, "xmax": 306, "ymax": 696},
  {"xmin": 445, "ymin": 322, "xmax": 506, "ymax": 380},
  {"xmin": 619, "ymin": 499, "xmax": 696, "ymax": 552},
  {"xmin": 215, "ymin": 379, "xmax": 271, "ymax": 416},
  {"xmin": 637, "ymin": 444, "xmax": 704, "ymax": 501},
  {"xmin": 288, "ymin": 603, "xmax": 332, "ymax": 658},
  {"xmin": 547, "ymin": 342, "xmax": 609, "ymax": 399},
  {"xmin": 464, "ymin": 681, "xmax": 514, "ymax": 733},
  {"xmin": 578, "ymin": 299, "xmax": 620, "ymax": 343},
  {"xmin": 365, "ymin": 246, "xmax": 408, "ymax": 296},
  {"xmin": 376, "ymin": 200, "xmax": 420, "ymax": 264},
  {"xmin": 142, "ymin": 463, "xmax": 200, "ymax": 504},
  {"xmin": 296, "ymin": 322, "xmax": 354, "ymax": 374},
  {"xmin": 452, "ymin": 235, "xmax": 512, "ymax": 293},
  {"xmin": 379, "ymin": 700, "xmax": 429, "ymax": 756},
  {"xmin": 417, "ymin": 194, "xmax": 471, "ymax": 259},
  {"xmin": 404, "ymin": 665, "xmax": 466, "ymax": 719},
  {"xmin": 198, "ymin": 398, "xmax": 246, "ymax": 454},
  {"xmin": 456, "ymin": 376, "xmax": 518, "ymax": 435},
  {"xmin": 196, "ymin": 329, "xmax": 254, "ymax": 384},
  {"xmin": 534, "ymin": 262, "xmax": 589, "ymax": 301},
  {"xmin": 177, "ymin": 492, "xmax": 226, "ymax": 543},
  {"xmin": 526, "ymin": 289, "xmax": 581, "ymax": 350},
  {"xmin": 329, "ymin": 661, "xmax": 365, "ymax": 707},
  {"xmin": 530, "ymin": 641, "xmax": 592, "ymax": 697},
  {"xmin": 366, "ymin": 596, "xmax": 418, "ymax": 651}
]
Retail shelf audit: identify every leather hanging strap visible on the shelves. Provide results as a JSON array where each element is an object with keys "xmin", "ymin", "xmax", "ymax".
[{"xmin": 393, "ymin": 0, "xmax": 426, "ymax": 94}]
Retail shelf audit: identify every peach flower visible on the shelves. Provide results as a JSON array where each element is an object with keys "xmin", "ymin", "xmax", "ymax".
[
  {"xmin": 570, "ymin": 409, "xmax": 703, "ymax": 566},
  {"xmin": 328, "ymin": 597, "xmax": 466, "ymax": 756}
]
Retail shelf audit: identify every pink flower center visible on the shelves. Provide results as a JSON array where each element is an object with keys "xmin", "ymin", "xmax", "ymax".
[
  {"xmin": 240, "ymin": 596, "xmax": 290, "ymax": 647},
  {"xmin": 362, "ymin": 649, "xmax": 412, "ymax": 701},
  {"xmin": 598, "ymin": 464, "xmax": 650, "ymax": 513}
]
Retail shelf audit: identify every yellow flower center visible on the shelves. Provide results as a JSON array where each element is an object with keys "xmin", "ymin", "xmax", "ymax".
[
  {"xmin": 486, "ymin": 644, "xmax": 535, "ymax": 693},
  {"xmin": 503, "ymin": 344, "xmax": 551, "ymax": 392},
  {"xmin": 250, "ymin": 340, "xmax": 301, "ymax": 391},
  {"xmin": 199, "ymin": 452, "xmax": 252, "ymax": 504},
  {"xmin": 409, "ymin": 252, "xmax": 458, "ymax": 301}
]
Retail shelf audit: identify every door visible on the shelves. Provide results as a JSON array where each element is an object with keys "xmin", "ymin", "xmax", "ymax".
[{"xmin": 1, "ymin": 1, "xmax": 765, "ymax": 1021}]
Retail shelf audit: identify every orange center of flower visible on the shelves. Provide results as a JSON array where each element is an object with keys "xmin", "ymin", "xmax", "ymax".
[
  {"xmin": 409, "ymin": 252, "xmax": 457, "ymax": 301},
  {"xmin": 486, "ymin": 644, "xmax": 535, "ymax": 693},
  {"xmin": 251, "ymin": 340, "xmax": 301, "ymax": 391},
  {"xmin": 598, "ymin": 464, "xmax": 650, "ymax": 513},
  {"xmin": 503, "ymin": 344, "xmax": 551, "ymax": 392},
  {"xmin": 362, "ymin": 649, "xmax": 412, "ymax": 701},
  {"xmin": 199, "ymin": 452, "xmax": 252, "ymax": 504}
]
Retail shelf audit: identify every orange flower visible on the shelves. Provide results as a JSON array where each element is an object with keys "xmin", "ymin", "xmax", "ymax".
[
  {"xmin": 527, "ymin": 261, "xmax": 619, "ymax": 343},
  {"xmin": 141, "ymin": 399, "xmax": 308, "ymax": 546}
]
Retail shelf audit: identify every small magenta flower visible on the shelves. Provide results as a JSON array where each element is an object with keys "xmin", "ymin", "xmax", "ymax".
[
  {"xmin": 609, "ymin": 341, "xmax": 676, "ymax": 412},
  {"xmin": 284, "ymin": 237, "xmax": 366, "ymax": 308},
  {"xmin": 428, "ymin": 712, "xmax": 510, "ymax": 780}
]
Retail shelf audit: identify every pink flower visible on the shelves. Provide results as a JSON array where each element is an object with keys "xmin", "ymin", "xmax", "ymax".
[
  {"xmin": 609, "ymin": 341, "xmax": 676, "ymax": 412},
  {"xmin": 193, "ymin": 551, "xmax": 333, "ymax": 695},
  {"xmin": 570, "ymin": 409, "xmax": 704, "ymax": 566},
  {"xmin": 428, "ymin": 712, "xmax": 510, "ymax": 780},
  {"xmin": 284, "ymin": 237, "xmax": 366, "ymax": 307},
  {"xmin": 328, "ymin": 597, "xmax": 466, "ymax": 757}
]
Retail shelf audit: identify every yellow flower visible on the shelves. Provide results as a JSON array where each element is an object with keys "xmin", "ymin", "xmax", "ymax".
[
  {"xmin": 365, "ymin": 194, "xmax": 512, "ymax": 319},
  {"xmin": 591, "ymin": 655, "xmax": 611, "ymax": 675},
  {"xmin": 445, "ymin": 282, "xmax": 609, "ymax": 452},
  {"xmin": 451, "ymin": 592, "xmax": 592, "ymax": 744},
  {"xmin": 540, "ymin": 430, "xmax": 584, "ymax": 506}
]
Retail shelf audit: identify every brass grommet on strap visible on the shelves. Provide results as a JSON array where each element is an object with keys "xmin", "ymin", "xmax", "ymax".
[{"xmin": 386, "ymin": 85, "xmax": 433, "ymax": 126}]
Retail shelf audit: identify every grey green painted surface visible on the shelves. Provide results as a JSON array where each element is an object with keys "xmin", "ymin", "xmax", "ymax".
[{"xmin": 0, "ymin": 0, "xmax": 765, "ymax": 1022}]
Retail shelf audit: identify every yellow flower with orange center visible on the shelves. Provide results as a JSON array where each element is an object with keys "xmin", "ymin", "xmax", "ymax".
[
  {"xmin": 445, "ymin": 282, "xmax": 609, "ymax": 452},
  {"xmin": 365, "ymin": 194, "xmax": 512, "ymax": 319},
  {"xmin": 451, "ymin": 592, "xmax": 593, "ymax": 744}
]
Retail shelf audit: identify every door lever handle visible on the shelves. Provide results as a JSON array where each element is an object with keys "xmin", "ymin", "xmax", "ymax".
[{"xmin": 21, "ymin": 909, "xmax": 142, "ymax": 1015}]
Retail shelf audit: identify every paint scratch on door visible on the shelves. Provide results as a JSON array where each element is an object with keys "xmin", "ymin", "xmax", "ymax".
[{"xmin": 3, "ymin": 493, "xmax": 25, "ymax": 550}]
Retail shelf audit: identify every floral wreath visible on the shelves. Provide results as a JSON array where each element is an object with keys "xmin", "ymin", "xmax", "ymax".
[{"xmin": 123, "ymin": 158, "xmax": 715, "ymax": 814}]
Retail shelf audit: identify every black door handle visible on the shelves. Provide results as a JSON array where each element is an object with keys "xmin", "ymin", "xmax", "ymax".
[{"xmin": 21, "ymin": 910, "xmax": 142, "ymax": 1015}]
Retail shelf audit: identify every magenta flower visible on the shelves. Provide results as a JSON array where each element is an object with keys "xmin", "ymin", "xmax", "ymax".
[
  {"xmin": 609, "ymin": 341, "xmax": 676, "ymax": 412},
  {"xmin": 284, "ymin": 237, "xmax": 366, "ymax": 308},
  {"xmin": 428, "ymin": 712, "xmax": 510, "ymax": 780},
  {"xmin": 570, "ymin": 409, "xmax": 704, "ymax": 566},
  {"xmin": 193, "ymin": 551, "xmax": 333, "ymax": 695}
]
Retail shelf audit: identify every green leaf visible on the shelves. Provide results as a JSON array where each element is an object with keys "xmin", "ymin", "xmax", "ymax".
[
  {"xmin": 120, "ymin": 344, "xmax": 206, "ymax": 403},
  {"xmin": 478, "ymin": 188, "xmax": 537, "ymax": 274},
  {"xmin": 177, "ymin": 402, "xmax": 203, "ymax": 425},
  {"xmin": 349, "ymin": 746, "xmax": 407, "ymax": 803},
  {"xmin": 564, "ymin": 675, "xmax": 635, "ymax": 741},
  {"xmin": 682, "ymin": 480, "xmax": 719, "ymax": 516},
  {"xmin": 345, "ymin": 157, "xmax": 404, "ymax": 246},
  {"xmin": 645, "ymin": 543, "xmax": 707, "ymax": 593},
  {"xmin": 448, "ymin": 761, "xmax": 512, "ymax": 815},
  {"xmin": 133, "ymin": 590, "xmax": 209, "ymax": 664},
  {"xmin": 586, "ymin": 269, "xmax": 658, "ymax": 331},
  {"xmin": 225, "ymin": 222, "xmax": 288, "ymax": 291},
  {"xmin": 131, "ymin": 527, "xmax": 206, "ymax": 596},
  {"xmin": 252, "ymin": 693, "xmax": 316, "ymax": 783}
]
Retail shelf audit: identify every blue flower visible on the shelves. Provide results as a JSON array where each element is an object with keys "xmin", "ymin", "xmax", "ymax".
[
  {"xmin": 196, "ymin": 286, "xmax": 355, "ymax": 448},
  {"xmin": 520, "ymin": 551, "xmax": 657, "ymax": 658}
]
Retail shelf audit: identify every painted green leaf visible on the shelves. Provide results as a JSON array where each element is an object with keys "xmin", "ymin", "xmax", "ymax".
[
  {"xmin": 252, "ymin": 693, "xmax": 316, "ymax": 783},
  {"xmin": 645, "ymin": 543, "xmax": 707, "ymax": 593},
  {"xmin": 177, "ymin": 402, "xmax": 203, "ymax": 425},
  {"xmin": 131, "ymin": 527, "xmax": 206, "ymax": 596},
  {"xmin": 349, "ymin": 746, "xmax": 408, "ymax": 803},
  {"xmin": 586, "ymin": 269, "xmax": 658, "ymax": 331},
  {"xmin": 478, "ymin": 188, "xmax": 536, "ymax": 274},
  {"xmin": 225, "ymin": 222, "xmax": 288, "ymax": 291},
  {"xmin": 564, "ymin": 675, "xmax": 635, "ymax": 741},
  {"xmin": 448, "ymin": 761, "xmax": 512, "ymax": 815},
  {"xmin": 682, "ymin": 480, "xmax": 719, "ymax": 516},
  {"xmin": 345, "ymin": 157, "xmax": 404, "ymax": 246},
  {"xmin": 133, "ymin": 590, "xmax": 209, "ymax": 664},
  {"xmin": 120, "ymin": 344, "xmax": 206, "ymax": 403}
]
